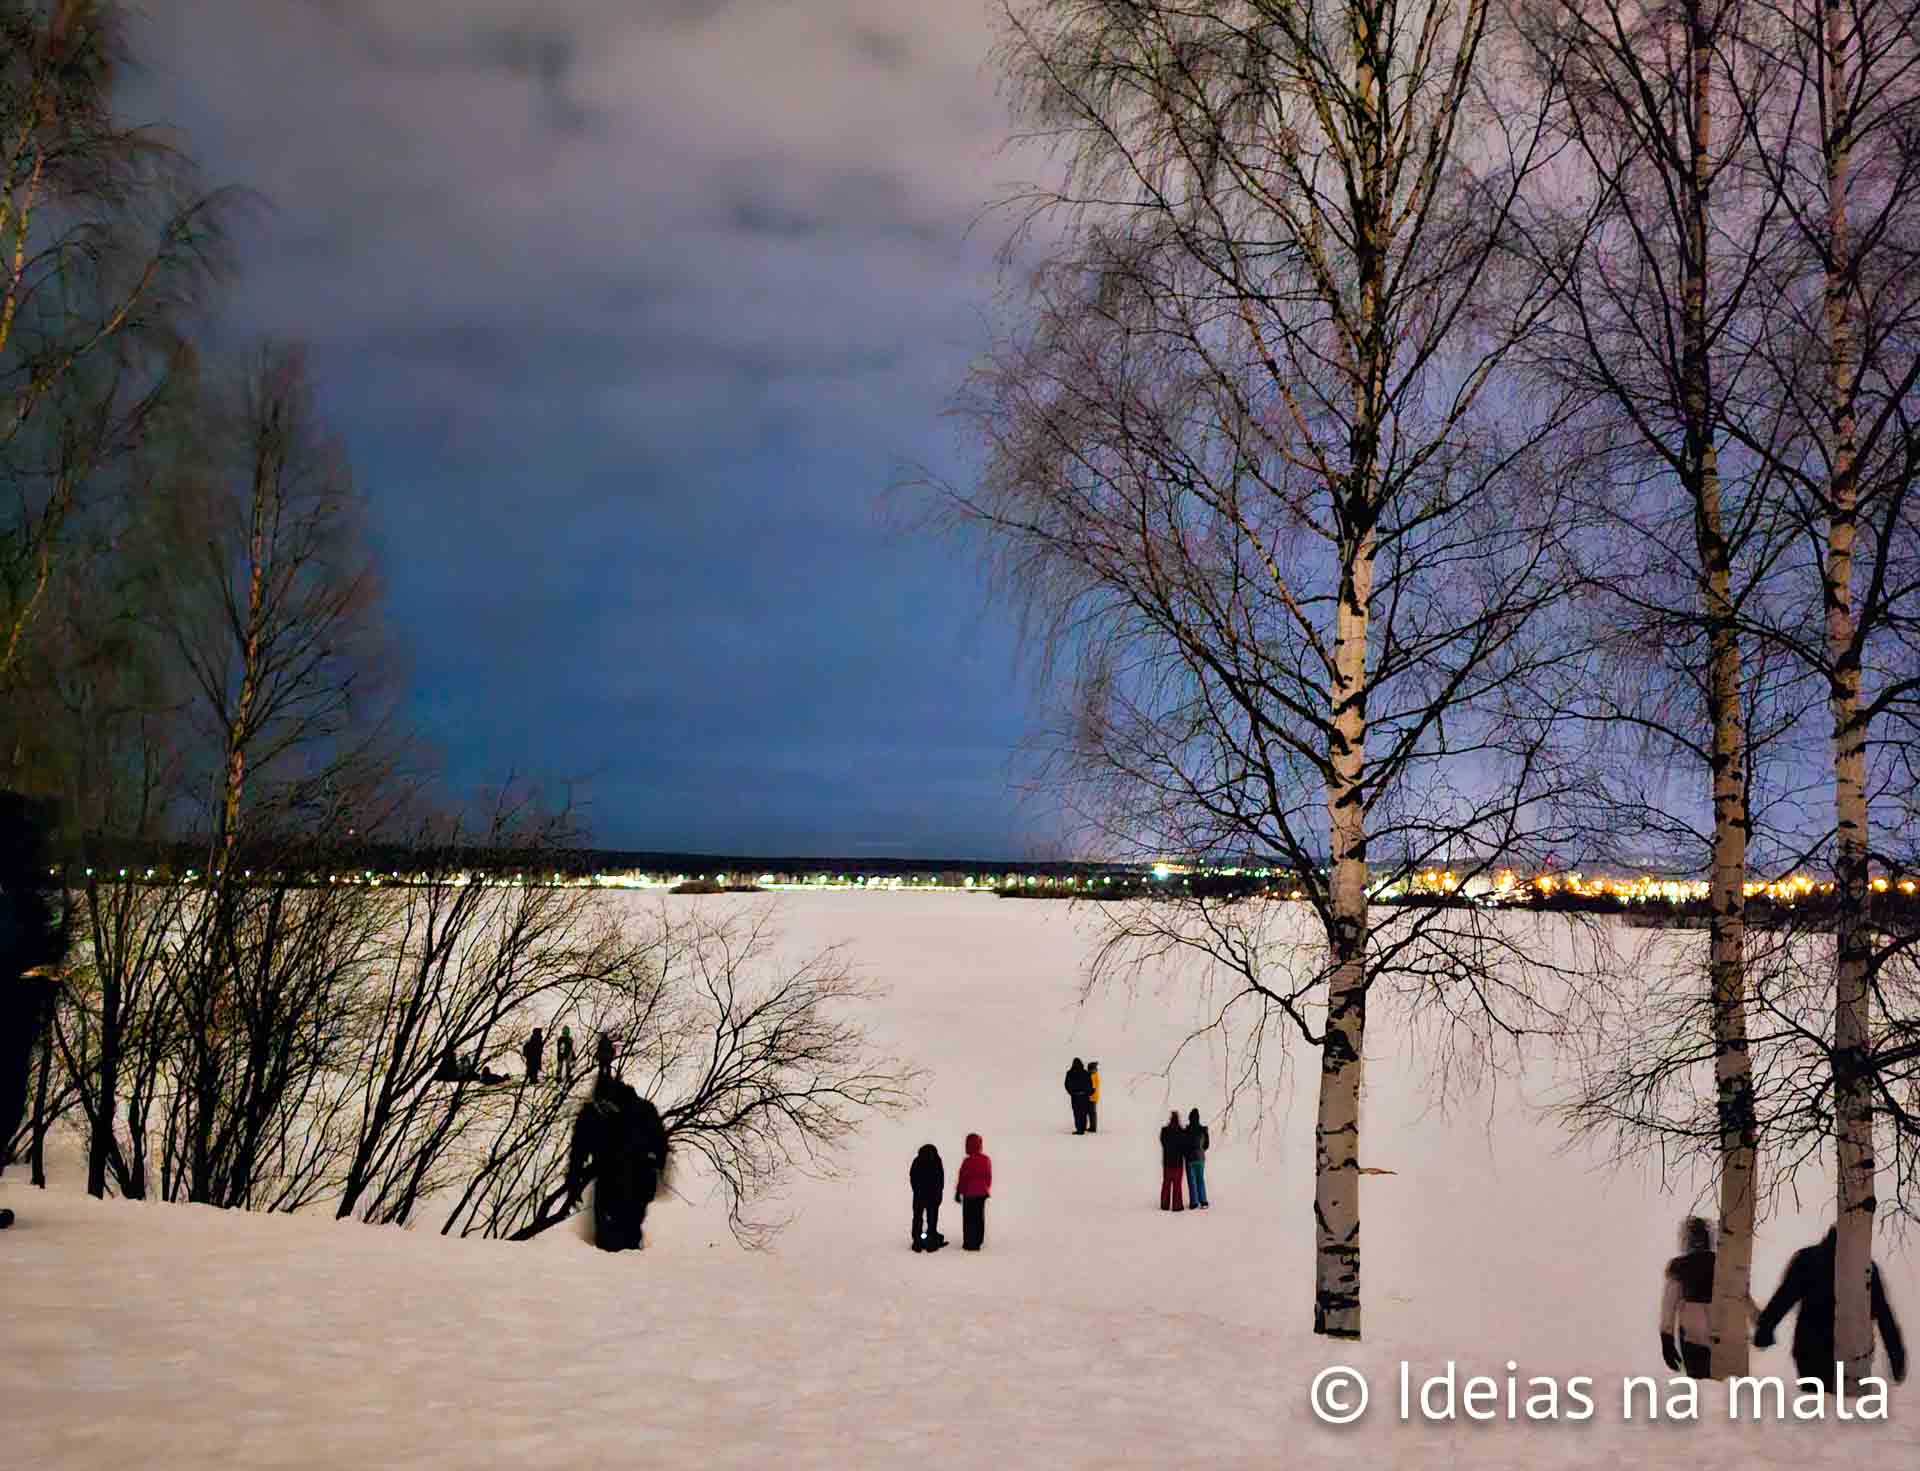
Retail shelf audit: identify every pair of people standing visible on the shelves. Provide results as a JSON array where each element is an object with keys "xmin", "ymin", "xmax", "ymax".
[
  {"xmin": 1064, "ymin": 1058, "xmax": 1099, "ymax": 1134},
  {"xmin": 1158, "ymin": 1109, "xmax": 1210, "ymax": 1211},
  {"xmin": 909, "ymin": 1134, "xmax": 993, "ymax": 1251},
  {"xmin": 522, "ymin": 1026, "xmax": 579, "ymax": 1085}
]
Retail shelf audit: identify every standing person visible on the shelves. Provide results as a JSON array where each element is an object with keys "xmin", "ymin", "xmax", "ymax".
[
  {"xmin": 1658, "ymin": 1216, "xmax": 1719, "ymax": 1379},
  {"xmin": 522, "ymin": 1027, "xmax": 544, "ymax": 1084},
  {"xmin": 1184, "ymin": 1108, "xmax": 1211, "ymax": 1210},
  {"xmin": 566, "ymin": 1072, "xmax": 672, "ymax": 1251},
  {"xmin": 556, "ymin": 1026, "xmax": 576, "ymax": 1088},
  {"xmin": 594, "ymin": 1030, "xmax": 616, "ymax": 1082},
  {"xmin": 1064, "ymin": 1057, "xmax": 1092, "ymax": 1134},
  {"xmin": 909, "ymin": 1143, "xmax": 946, "ymax": 1252},
  {"xmin": 1086, "ymin": 1061, "xmax": 1101, "ymax": 1134},
  {"xmin": 955, "ymin": 1132, "xmax": 992, "ymax": 1251},
  {"xmin": 1754, "ymin": 1227, "xmax": 1908, "ymax": 1390},
  {"xmin": 0, "ymin": 793, "xmax": 68, "ymax": 1230},
  {"xmin": 1159, "ymin": 1111, "xmax": 1187, "ymax": 1212}
]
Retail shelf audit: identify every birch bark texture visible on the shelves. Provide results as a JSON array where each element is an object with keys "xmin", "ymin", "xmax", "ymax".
[{"xmin": 945, "ymin": 0, "xmax": 1573, "ymax": 1339}]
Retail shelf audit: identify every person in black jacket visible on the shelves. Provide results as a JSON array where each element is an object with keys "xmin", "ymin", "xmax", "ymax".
[
  {"xmin": 1183, "ymin": 1108, "xmax": 1211, "ymax": 1210},
  {"xmin": 0, "ymin": 793, "xmax": 68, "ymax": 1229},
  {"xmin": 566, "ymin": 1073, "xmax": 671, "ymax": 1251},
  {"xmin": 594, "ymin": 1031, "xmax": 616, "ymax": 1082},
  {"xmin": 522, "ymin": 1027, "xmax": 544, "ymax": 1084},
  {"xmin": 1158, "ymin": 1111, "xmax": 1187, "ymax": 1211},
  {"xmin": 1754, "ymin": 1227, "xmax": 1908, "ymax": 1390},
  {"xmin": 1064, "ymin": 1058, "xmax": 1093, "ymax": 1134},
  {"xmin": 909, "ymin": 1143, "xmax": 946, "ymax": 1251}
]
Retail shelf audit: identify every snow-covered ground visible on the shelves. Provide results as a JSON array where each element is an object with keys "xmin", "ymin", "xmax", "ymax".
[{"xmin": 7, "ymin": 890, "xmax": 1915, "ymax": 1467}]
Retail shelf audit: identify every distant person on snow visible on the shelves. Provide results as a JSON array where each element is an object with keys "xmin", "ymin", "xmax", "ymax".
[
  {"xmin": 1183, "ymin": 1108, "xmax": 1211, "ymax": 1210},
  {"xmin": 594, "ymin": 1031, "xmax": 616, "ymax": 1081},
  {"xmin": 1086, "ymin": 1061, "xmax": 1100, "ymax": 1134},
  {"xmin": 556, "ymin": 1026, "xmax": 576, "ymax": 1088},
  {"xmin": 955, "ymin": 1133, "xmax": 992, "ymax": 1251},
  {"xmin": 0, "ymin": 792, "xmax": 67, "ymax": 1229},
  {"xmin": 1754, "ymin": 1227, "xmax": 1907, "ymax": 1390},
  {"xmin": 522, "ymin": 1027, "xmax": 544, "ymax": 1084},
  {"xmin": 433, "ymin": 1046, "xmax": 464, "ymax": 1082},
  {"xmin": 1158, "ymin": 1111, "xmax": 1187, "ymax": 1212},
  {"xmin": 909, "ymin": 1143, "xmax": 946, "ymax": 1252},
  {"xmin": 1065, "ymin": 1058, "xmax": 1093, "ymax": 1135},
  {"xmin": 567, "ymin": 1072, "xmax": 671, "ymax": 1252},
  {"xmin": 1659, "ymin": 1216, "xmax": 1722, "ymax": 1379}
]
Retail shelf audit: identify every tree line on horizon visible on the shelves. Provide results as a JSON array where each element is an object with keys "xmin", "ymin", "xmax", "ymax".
[{"xmin": 923, "ymin": 0, "xmax": 1920, "ymax": 1379}]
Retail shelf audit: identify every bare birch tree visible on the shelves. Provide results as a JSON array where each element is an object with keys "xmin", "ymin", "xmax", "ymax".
[
  {"xmin": 941, "ymin": 0, "xmax": 1583, "ymax": 1338},
  {"xmin": 0, "ymin": 0, "xmax": 227, "ymax": 688},
  {"xmin": 1725, "ymin": 0, "xmax": 1920, "ymax": 1376},
  {"xmin": 1502, "ymin": 0, "xmax": 1822, "ymax": 1375}
]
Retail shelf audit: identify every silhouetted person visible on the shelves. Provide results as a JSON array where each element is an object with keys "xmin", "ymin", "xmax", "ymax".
[
  {"xmin": 1659, "ymin": 1216, "xmax": 1718, "ymax": 1379},
  {"xmin": 1086, "ymin": 1060, "xmax": 1100, "ymax": 1134},
  {"xmin": 567, "ymin": 1072, "xmax": 671, "ymax": 1252},
  {"xmin": 1158, "ymin": 1111, "xmax": 1187, "ymax": 1212},
  {"xmin": 1184, "ymin": 1108, "xmax": 1211, "ymax": 1210},
  {"xmin": 909, "ymin": 1143, "xmax": 946, "ymax": 1252},
  {"xmin": 0, "ymin": 793, "xmax": 67, "ymax": 1228},
  {"xmin": 1064, "ymin": 1058, "xmax": 1092, "ymax": 1134},
  {"xmin": 1754, "ymin": 1227, "xmax": 1907, "ymax": 1390},
  {"xmin": 594, "ymin": 1031, "xmax": 616, "ymax": 1081},
  {"xmin": 522, "ymin": 1027, "xmax": 544, "ymax": 1084},
  {"xmin": 433, "ymin": 1045, "xmax": 464, "ymax": 1082},
  {"xmin": 556, "ymin": 1026, "xmax": 576, "ymax": 1088},
  {"xmin": 955, "ymin": 1132, "xmax": 992, "ymax": 1250}
]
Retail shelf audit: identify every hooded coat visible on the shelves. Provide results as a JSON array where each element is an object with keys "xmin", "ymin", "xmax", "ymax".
[
  {"xmin": 567, "ymin": 1075, "xmax": 671, "ymax": 1251},
  {"xmin": 909, "ymin": 1144, "xmax": 945, "ymax": 1204},
  {"xmin": 1064, "ymin": 1061, "xmax": 1092, "ymax": 1099},
  {"xmin": 955, "ymin": 1133, "xmax": 992, "ymax": 1198}
]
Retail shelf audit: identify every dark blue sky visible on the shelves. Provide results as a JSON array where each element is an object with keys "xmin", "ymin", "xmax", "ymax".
[{"xmin": 127, "ymin": 1, "xmax": 1058, "ymax": 858}]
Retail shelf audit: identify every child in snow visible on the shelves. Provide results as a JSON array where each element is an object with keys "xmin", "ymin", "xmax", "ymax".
[
  {"xmin": 955, "ymin": 1132, "xmax": 992, "ymax": 1250},
  {"xmin": 1184, "ymin": 1108, "xmax": 1210, "ymax": 1209},
  {"xmin": 556, "ymin": 1026, "xmax": 576, "ymax": 1088},
  {"xmin": 1659, "ymin": 1215, "xmax": 1721, "ymax": 1378},
  {"xmin": 1086, "ymin": 1061, "xmax": 1100, "ymax": 1133},
  {"xmin": 909, "ymin": 1144, "xmax": 946, "ymax": 1251},
  {"xmin": 1159, "ymin": 1111, "xmax": 1187, "ymax": 1211}
]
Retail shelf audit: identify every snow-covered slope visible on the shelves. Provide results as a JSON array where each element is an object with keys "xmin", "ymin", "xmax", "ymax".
[{"xmin": 7, "ymin": 891, "xmax": 1914, "ymax": 1467}]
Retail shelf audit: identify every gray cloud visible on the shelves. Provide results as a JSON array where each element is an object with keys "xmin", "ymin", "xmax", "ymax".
[{"xmin": 122, "ymin": 0, "xmax": 1051, "ymax": 856}]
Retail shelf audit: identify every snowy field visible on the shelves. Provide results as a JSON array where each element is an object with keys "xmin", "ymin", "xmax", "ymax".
[{"xmin": 7, "ymin": 889, "xmax": 1916, "ymax": 1468}]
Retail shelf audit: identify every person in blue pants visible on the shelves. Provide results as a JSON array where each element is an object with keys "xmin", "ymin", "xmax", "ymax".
[{"xmin": 1183, "ymin": 1108, "xmax": 1211, "ymax": 1210}]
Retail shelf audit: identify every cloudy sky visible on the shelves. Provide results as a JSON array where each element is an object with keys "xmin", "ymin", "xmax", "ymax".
[{"xmin": 124, "ymin": 0, "xmax": 1056, "ymax": 859}]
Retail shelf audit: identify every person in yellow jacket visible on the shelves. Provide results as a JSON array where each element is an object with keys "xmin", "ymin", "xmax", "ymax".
[{"xmin": 1086, "ymin": 1060, "xmax": 1100, "ymax": 1134}]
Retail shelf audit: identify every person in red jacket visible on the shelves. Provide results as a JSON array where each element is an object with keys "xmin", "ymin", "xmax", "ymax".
[{"xmin": 955, "ymin": 1132, "xmax": 992, "ymax": 1251}]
